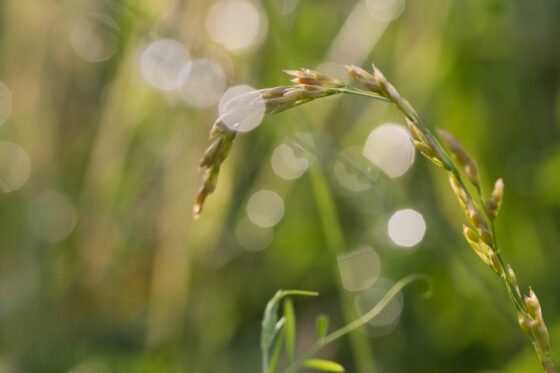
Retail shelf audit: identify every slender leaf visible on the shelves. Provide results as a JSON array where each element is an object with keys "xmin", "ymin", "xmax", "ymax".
[
  {"xmin": 284, "ymin": 298, "xmax": 296, "ymax": 361},
  {"xmin": 261, "ymin": 290, "xmax": 319, "ymax": 372},
  {"xmin": 302, "ymin": 359, "xmax": 345, "ymax": 372},
  {"xmin": 269, "ymin": 329, "xmax": 285, "ymax": 373}
]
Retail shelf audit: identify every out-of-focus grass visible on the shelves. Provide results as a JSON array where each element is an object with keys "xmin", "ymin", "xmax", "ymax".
[{"xmin": 0, "ymin": 0, "xmax": 559, "ymax": 372}]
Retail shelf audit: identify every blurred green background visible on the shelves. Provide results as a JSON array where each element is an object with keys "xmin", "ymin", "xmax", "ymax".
[{"xmin": 1, "ymin": 0, "xmax": 560, "ymax": 372}]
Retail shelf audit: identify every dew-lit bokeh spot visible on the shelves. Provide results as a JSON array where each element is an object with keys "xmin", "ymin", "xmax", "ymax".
[
  {"xmin": 271, "ymin": 142, "xmax": 309, "ymax": 180},
  {"xmin": 337, "ymin": 247, "xmax": 380, "ymax": 291},
  {"xmin": 334, "ymin": 161, "xmax": 371, "ymax": 192},
  {"xmin": 28, "ymin": 191, "xmax": 77, "ymax": 243},
  {"xmin": 179, "ymin": 59, "xmax": 226, "ymax": 108},
  {"xmin": 219, "ymin": 85, "xmax": 266, "ymax": 132},
  {"xmin": 140, "ymin": 39, "xmax": 190, "ymax": 91},
  {"xmin": 334, "ymin": 146, "xmax": 376, "ymax": 192},
  {"xmin": 0, "ymin": 142, "xmax": 31, "ymax": 193},
  {"xmin": 354, "ymin": 278, "xmax": 404, "ymax": 337},
  {"xmin": 206, "ymin": 0, "xmax": 268, "ymax": 52},
  {"xmin": 246, "ymin": 189, "xmax": 285, "ymax": 228},
  {"xmin": 236, "ymin": 217, "xmax": 274, "ymax": 252},
  {"xmin": 0, "ymin": 81, "xmax": 12, "ymax": 127},
  {"xmin": 387, "ymin": 208, "xmax": 426, "ymax": 248},
  {"xmin": 366, "ymin": 0, "xmax": 406, "ymax": 22},
  {"xmin": 363, "ymin": 123, "xmax": 415, "ymax": 178},
  {"xmin": 70, "ymin": 13, "xmax": 119, "ymax": 63}
]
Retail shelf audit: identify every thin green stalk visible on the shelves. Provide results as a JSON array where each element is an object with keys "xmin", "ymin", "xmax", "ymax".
[{"xmin": 283, "ymin": 274, "xmax": 431, "ymax": 373}]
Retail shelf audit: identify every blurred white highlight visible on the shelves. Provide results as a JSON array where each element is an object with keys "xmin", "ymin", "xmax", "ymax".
[
  {"xmin": 70, "ymin": 13, "xmax": 119, "ymax": 63},
  {"xmin": 363, "ymin": 123, "xmax": 415, "ymax": 178},
  {"xmin": 206, "ymin": 0, "xmax": 267, "ymax": 52},
  {"xmin": 271, "ymin": 142, "xmax": 309, "ymax": 180},
  {"xmin": 388, "ymin": 208, "xmax": 426, "ymax": 248},
  {"xmin": 219, "ymin": 85, "xmax": 265, "ymax": 132},
  {"xmin": 0, "ymin": 142, "xmax": 31, "ymax": 193},
  {"xmin": 179, "ymin": 59, "xmax": 226, "ymax": 108},
  {"xmin": 337, "ymin": 247, "xmax": 380, "ymax": 291},
  {"xmin": 140, "ymin": 39, "xmax": 190, "ymax": 91},
  {"xmin": 28, "ymin": 191, "xmax": 77, "ymax": 243},
  {"xmin": 246, "ymin": 189, "xmax": 284, "ymax": 228}
]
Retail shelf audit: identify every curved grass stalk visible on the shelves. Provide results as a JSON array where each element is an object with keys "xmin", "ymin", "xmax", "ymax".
[
  {"xmin": 194, "ymin": 64, "xmax": 555, "ymax": 372},
  {"xmin": 282, "ymin": 274, "xmax": 431, "ymax": 373}
]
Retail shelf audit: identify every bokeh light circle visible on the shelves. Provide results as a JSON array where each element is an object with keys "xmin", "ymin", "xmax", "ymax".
[
  {"xmin": 70, "ymin": 13, "xmax": 119, "ymax": 63},
  {"xmin": 271, "ymin": 143, "xmax": 309, "ymax": 180},
  {"xmin": 28, "ymin": 191, "xmax": 78, "ymax": 243},
  {"xmin": 337, "ymin": 247, "xmax": 380, "ymax": 291},
  {"xmin": 246, "ymin": 189, "xmax": 284, "ymax": 228},
  {"xmin": 140, "ymin": 39, "xmax": 190, "ymax": 91},
  {"xmin": 363, "ymin": 123, "xmax": 415, "ymax": 178},
  {"xmin": 206, "ymin": 0, "xmax": 268, "ymax": 52},
  {"xmin": 179, "ymin": 59, "xmax": 226, "ymax": 108},
  {"xmin": 387, "ymin": 208, "xmax": 426, "ymax": 248},
  {"xmin": 0, "ymin": 142, "xmax": 31, "ymax": 193},
  {"xmin": 219, "ymin": 85, "xmax": 266, "ymax": 133}
]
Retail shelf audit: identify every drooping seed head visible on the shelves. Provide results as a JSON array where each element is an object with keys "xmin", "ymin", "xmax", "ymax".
[
  {"xmin": 449, "ymin": 172, "xmax": 468, "ymax": 208},
  {"xmin": 344, "ymin": 64, "xmax": 381, "ymax": 93},
  {"xmin": 477, "ymin": 226, "xmax": 494, "ymax": 247},
  {"xmin": 372, "ymin": 66, "xmax": 400, "ymax": 104},
  {"xmin": 463, "ymin": 224, "xmax": 479, "ymax": 243},
  {"xmin": 412, "ymin": 139, "xmax": 445, "ymax": 168},
  {"xmin": 489, "ymin": 251, "xmax": 504, "ymax": 276},
  {"xmin": 466, "ymin": 204, "xmax": 486, "ymax": 229},
  {"xmin": 486, "ymin": 178, "xmax": 504, "ymax": 220},
  {"xmin": 535, "ymin": 322, "xmax": 550, "ymax": 353},
  {"xmin": 525, "ymin": 288, "xmax": 542, "ymax": 320},
  {"xmin": 438, "ymin": 129, "xmax": 480, "ymax": 187},
  {"xmin": 507, "ymin": 265, "xmax": 521, "ymax": 297},
  {"xmin": 463, "ymin": 225, "xmax": 495, "ymax": 267},
  {"xmin": 284, "ymin": 69, "xmax": 343, "ymax": 88},
  {"xmin": 518, "ymin": 313, "xmax": 531, "ymax": 335},
  {"xmin": 405, "ymin": 117, "xmax": 427, "ymax": 143}
]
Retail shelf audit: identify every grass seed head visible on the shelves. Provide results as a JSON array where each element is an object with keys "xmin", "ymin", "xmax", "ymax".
[
  {"xmin": 466, "ymin": 204, "xmax": 487, "ymax": 230},
  {"xmin": 344, "ymin": 64, "xmax": 382, "ymax": 93},
  {"xmin": 449, "ymin": 172, "xmax": 468, "ymax": 207},
  {"xmin": 438, "ymin": 129, "xmax": 480, "ymax": 187},
  {"xmin": 284, "ymin": 68, "xmax": 343, "ymax": 88},
  {"xmin": 507, "ymin": 265, "xmax": 521, "ymax": 297},
  {"xmin": 489, "ymin": 251, "xmax": 504, "ymax": 276},
  {"xmin": 477, "ymin": 226, "xmax": 494, "ymax": 247},
  {"xmin": 486, "ymin": 178, "xmax": 504, "ymax": 220},
  {"xmin": 518, "ymin": 313, "xmax": 531, "ymax": 335},
  {"xmin": 525, "ymin": 288, "xmax": 543, "ymax": 320},
  {"xmin": 463, "ymin": 225, "xmax": 494, "ymax": 267}
]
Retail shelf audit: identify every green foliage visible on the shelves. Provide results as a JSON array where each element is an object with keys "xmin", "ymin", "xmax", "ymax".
[
  {"xmin": 261, "ymin": 275, "xmax": 430, "ymax": 372},
  {"xmin": 302, "ymin": 359, "xmax": 345, "ymax": 372}
]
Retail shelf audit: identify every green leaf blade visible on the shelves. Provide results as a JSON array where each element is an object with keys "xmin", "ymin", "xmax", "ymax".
[
  {"xmin": 302, "ymin": 359, "xmax": 345, "ymax": 372},
  {"xmin": 284, "ymin": 298, "xmax": 296, "ymax": 362}
]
